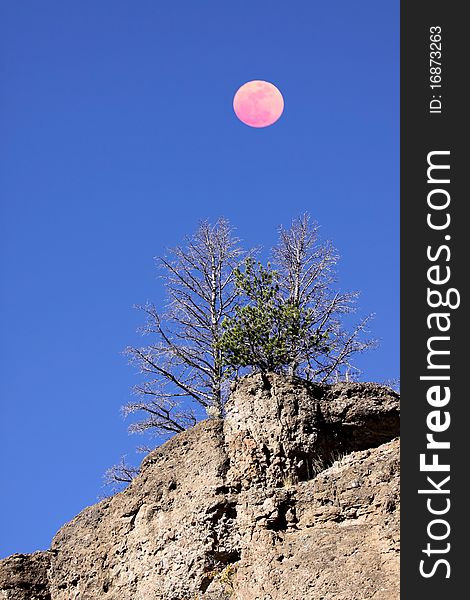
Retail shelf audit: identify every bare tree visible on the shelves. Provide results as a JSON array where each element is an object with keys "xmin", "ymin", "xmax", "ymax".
[
  {"xmin": 124, "ymin": 218, "xmax": 245, "ymax": 436},
  {"xmin": 272, "ymin": 214, "xmax": 375, "ymax": 381},
  {"xmin": 104, "ymin": 456, "xmax": 140, "ymax": 491}
]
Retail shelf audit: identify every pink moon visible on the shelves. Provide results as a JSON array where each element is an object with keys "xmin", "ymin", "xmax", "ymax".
[{"xmin": 233, "ymin": 80, "xmax": 284, "ymax": 128}]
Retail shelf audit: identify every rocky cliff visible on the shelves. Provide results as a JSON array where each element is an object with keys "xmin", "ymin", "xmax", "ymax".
[{"xmin": 0, "ymin": 374, "xmax": 400, "ymax": 600}]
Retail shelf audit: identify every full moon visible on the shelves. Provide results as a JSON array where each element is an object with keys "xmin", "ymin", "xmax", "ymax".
[{"xmin": 233, "ymin": 80, "xmax": 284, "ymax": 128}]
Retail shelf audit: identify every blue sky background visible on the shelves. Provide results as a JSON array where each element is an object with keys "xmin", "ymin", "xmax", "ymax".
[{"xmin": 0, "ymin": 1, "xmax": 399, "ymax": 558}]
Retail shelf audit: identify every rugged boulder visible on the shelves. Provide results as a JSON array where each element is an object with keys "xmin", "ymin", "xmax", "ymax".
[{"xmin": 0, "ymin": 374, "xmax": 400, "ymax": 600}]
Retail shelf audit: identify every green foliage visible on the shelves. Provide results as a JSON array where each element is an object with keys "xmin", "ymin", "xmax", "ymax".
[{"xmin": 219, "ymin": 258, "xmax": 327, "ymax": 374}]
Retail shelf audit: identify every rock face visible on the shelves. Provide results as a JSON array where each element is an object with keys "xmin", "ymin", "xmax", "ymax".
[
  {"xmin": 0, "ymin": 553, "xmax": 51, "ymax": 600},
  {"xmin": 0, "ymin": 374, "xmax": 400, "ymax": 600}
]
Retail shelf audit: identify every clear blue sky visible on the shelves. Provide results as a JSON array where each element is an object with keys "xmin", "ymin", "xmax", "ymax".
[{"xmin": 0, "ymin": 1, "xmax": 399, "ymax": 558}]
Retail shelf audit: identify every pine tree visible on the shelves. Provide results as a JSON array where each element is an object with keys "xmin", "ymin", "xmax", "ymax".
[
  {"xmin": 220, "ymin": 258, "xmax": 328, "ymax": 375},
  {"xmin": 220, "ymin": 215, "xmax": 374, "ymax": 381}
]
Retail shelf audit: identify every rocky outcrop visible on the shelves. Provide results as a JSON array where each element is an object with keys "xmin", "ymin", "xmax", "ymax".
[
  {"xmin": 0, "ymin": 374, "xmax": 400, "ymax": 600},
  {"xmin": 224, "ymin": 375, "xmax": 399, "ymax": 490},
  {"xmin": 0, "ymin": 552, "xmax": 51, "ymax": 600},
  {"xmin": 230, "ymin": 438, "xmax": 400, "ymax": 600}
]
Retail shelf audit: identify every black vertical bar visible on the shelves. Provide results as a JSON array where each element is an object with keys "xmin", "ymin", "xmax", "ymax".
[{"xmin": 401, "ymin": 2, "xmax": 467, "ymax": 597}]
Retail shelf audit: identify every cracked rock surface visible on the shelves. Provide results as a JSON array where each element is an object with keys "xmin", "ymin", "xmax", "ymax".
[{"xmin": 0, "ymin": 373, "xmax": 400, "ymax": 600}]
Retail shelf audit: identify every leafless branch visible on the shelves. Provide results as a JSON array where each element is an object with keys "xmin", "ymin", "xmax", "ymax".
[
  {"xmin": 104, "ymin": 456, "xmax": 140, "ymax": 491},
  {"xmin": 272, "ymin": 213, "xmax": 376, "ymax": 381},
  {"xmin": 124, "ymin": 218, "xmax": 246, "ymax": 437}
]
